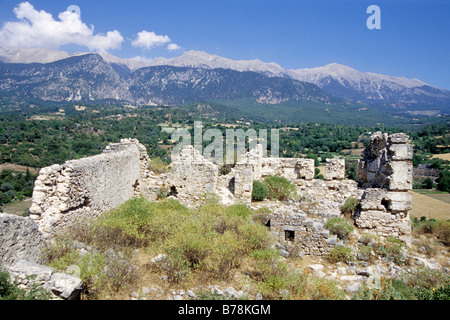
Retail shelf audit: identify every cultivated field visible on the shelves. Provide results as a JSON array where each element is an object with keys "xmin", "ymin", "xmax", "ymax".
[
  {"xmin": 411, "ymin": 191, "xmax": 450, "ymax": 221},
  {"xmin": 432, "ymin": 153, "xmax": 450, "ymax": 161}
]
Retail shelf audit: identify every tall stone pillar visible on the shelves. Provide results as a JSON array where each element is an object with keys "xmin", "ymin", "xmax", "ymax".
[{"xmin": 355, "ymin": 132, "xmax": 413, "ymax": 245}]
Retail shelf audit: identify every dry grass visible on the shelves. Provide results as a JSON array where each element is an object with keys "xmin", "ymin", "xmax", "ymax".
[
  {"xmin": 432, "ymin": 153, "xmax": 450, "ymax": 161},
  {"xmin": 0, "ymin": 163, "xmax": 38, "ymax": 174},
  {"xmin": 3, "ymin": 199, "xmax": 32, "ymax": 216},
  {"xmin": 411, "ymin": 191, "xmax": 450, "ymax": 221}
]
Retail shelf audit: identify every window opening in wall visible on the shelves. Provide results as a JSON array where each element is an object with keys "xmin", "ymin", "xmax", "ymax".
[
  {"xmin": 169, "ymin": 186, "xmax": 178, "ymax": 197},
  {"xmin": 285, "ymin": 230, "xmax": 295, "ymax": 242},
  {"xmin": 381, "ymin": 199, "xmax": 391, "ymax": 211}
]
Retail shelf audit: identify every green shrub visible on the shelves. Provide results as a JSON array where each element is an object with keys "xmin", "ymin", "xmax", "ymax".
[
  {"xmin": 324, "ymin": 218, "xmax": 354, "ymax": 240},
  {"xmin": 403, "ymin": 266, "xmax": 450, "ymax": 292},
  {"xmin": 148, "ymin": 157, "xmax": 169, "ymax": 175},
  {"xmin": 377, "ymin": 237, "xmax": 405, "ymax": 265},
  {"xmin": 413, "ymin": 217, "xmax": 450, "ymax": 245},
  {"xmin": 437, "ymin": 169, "xmax": 450, "ymax": 192},
  {"xmin": 263, "ymin": 175, "xmax": 296, "ymax": 201},
  {"xmin": 252, "ymin": 207, "xmax": 271, "ymax": 226},
  {"xmin": 358, "ymin": 233, "xmax": 381, "ymax": 247},
  {"xmin": 159, "ymin": 248, "xmax": 191, "ymax": 284},
  {"xmin": 156, "ymin": 187, "xmax": 170, "ymax": 200},
  {"xmin": 226, "ymin": 203, "xmax": 252, "ymax": 219},
  {"xmin": 353, "ymin": 278, "xmax": 406, "ymax": 300},
  {"xmin": 435, "ymin": 221, "xmax": 450, "ymax": 245},
  {"xmin": 357, "ymin": 245, "xmax": 375, "ymax": 262},
  {"xmin": 341, "ymin": 197, "xmax": 358, "ymax": 214},
  {"xmin": 327, "ymin": 246, "xmax": 353, "ymax": 263},
  {"xmin": 252, "ymin": 180, "xmax": 269, "ymax": 201},
  {"xmin": 416, "ymin": 284, "xmax": 450, "ymax": 300}
]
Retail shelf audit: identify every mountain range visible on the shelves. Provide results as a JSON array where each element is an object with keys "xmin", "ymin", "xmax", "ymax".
[{"xmin": 0, "ymin": 47, "xmax": 449, "ymax": 116}]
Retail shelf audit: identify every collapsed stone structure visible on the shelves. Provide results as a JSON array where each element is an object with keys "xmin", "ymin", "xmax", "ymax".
[
  {"xmin": 28, "ymin": 138, "xmax": 151, "ymax": 238},
  {"xmin": 1, "ymin": 132, "xmax": 414, "ymax": 288},
  {"xmin": 0, "ymin": 213, "xmax": 82, "ymax": 299},
  {"xmin": 355, "ymin": 132, "xmax": 413, "ymax": 244}
]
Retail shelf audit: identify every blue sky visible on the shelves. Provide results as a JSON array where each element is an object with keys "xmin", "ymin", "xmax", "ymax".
[{"xmin": 0, "ymin": 0, "xmax": 449, "ymax": 89}]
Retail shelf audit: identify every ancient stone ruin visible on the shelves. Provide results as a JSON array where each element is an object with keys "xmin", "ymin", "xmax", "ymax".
[
  {"xmin": 0, "ymin": 131, "xmax": 414, "ymax": 297},
  {"xmin": 355, "ymin": 132, "xmax": 413, "ymax": 244}
]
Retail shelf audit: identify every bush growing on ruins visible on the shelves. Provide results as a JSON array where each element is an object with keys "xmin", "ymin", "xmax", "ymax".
[
  {"xmin": 226, "ymin": 203, "xmax": 253, "ymax": 219},
  {"xmin": 324, "ymin": 218, "xmax": 354, "ymax": 240},
  {"xmin": 252, "ymin": 180, "xmax": 269, "ymax": 201},
  {"xmin": 156, "ymin": 186, "xmax": 170, "ymax": 200},
  {"xmin": 148, "ymin": 157, "xmax": 169, "ymax": 175},
  {"xmin": 341, "ymin": 197, "xmax": 358, "ymax": 215},
  {"xmin": 263, "ymin": 175, "xmax": 297, "ymax": 201},
  {"xmin": 403, "ymin": 266, "xmax": 450, "ymax": 300},
  {"xmin": 358, "ymin": 233, "xmax": 381, "ymax": 247},
  {"xmin": 357, "ymin": 246, "xmax": 375, "ymax": 262},
  {"xmin": 327, "ymin": 246, "xmax": 353, "ymax": 263},
  {"xmin": 353, "ymin": 278, "xmax": 405, "ymax": 300},
  {"xmin": 377, "ymin": 237, "xmax": 406, "ymax": 265},
  {"xmin": 252, "ymin": 207, "xmax": 272, "ymax": 226},
  {"xmin": 314, "ymin": 168, "xmax": 324, "ymax": 180},
  {"xmin": 97, "ymin": 196, "xmax": 276, "ymax": 283}
]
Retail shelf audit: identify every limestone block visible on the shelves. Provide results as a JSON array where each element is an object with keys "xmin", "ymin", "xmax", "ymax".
[
  {"xmin": 389, "ymin": 133, "xmax": 410, "ymax": 144},
  {"xmin": 389, "ymin": 143, "xmax": 413, "ymax": 161},
  {"xmin": 360, "ymin": 188, "xmax": 387, "ymax": 211},
  {"xmin": 388, "ymin": 161, "xmax": 413, "ymax": 191},
  {"xmin": 385, "ymin": 191, "xmax": 412, "ymax": 212},
  {"xmin": 0, "ymin": 213, "xmax": 46, "ymax": 266},
  {"xmin": 6, "ymin": 260, "xmax": 83, "ymax": 300},
  {"xmin": 297, "ymin": 159, "xmax": 315, "ymax": 180},
  {"xmin": 325, "ymin": 159, "xmax": 345, "ymax": 180}
]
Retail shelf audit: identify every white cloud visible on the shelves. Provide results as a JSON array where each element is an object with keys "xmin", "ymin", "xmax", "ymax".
[
  {"xmin": 167, "ymin": 43, "xmax": 181, "ymax": 51},
  {"xmin": 132, "ymin": 30, "xmax": 171, "ymax": 49},
  {"xmin": 0, "ymin": 2, "xmax": 123, "ymax": 52}
]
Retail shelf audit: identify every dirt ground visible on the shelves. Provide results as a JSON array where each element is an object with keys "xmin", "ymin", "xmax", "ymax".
[
  {"xmin": 432, "ymin": 153, "xmax": 450, "ymax": 161},
  {"xmin": 3, "ymin": 199, "xmax": 32, "ymax": 216},
  {"xmin": 411, "ymin": 191, "xmax": 450, "ymax": 221}
]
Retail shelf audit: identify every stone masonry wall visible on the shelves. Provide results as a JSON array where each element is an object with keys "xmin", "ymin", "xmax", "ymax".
[
  {"xmin": 29, "ymin": 138, "xmax": 149, "ymax": 238},
  {"xmin": 24, "ymin": 132, "xmax": 413, "ymax": 259},
  {"xmin": 164, "ymin": 146, "xmax": 219, "ymax": 203},
  {"xmin": 0, "ymin": 213, "xmax": 46, "ymax": 266},
  {"xmin": 269, "ymin": 208, "xmax": 339, "ymax": 256},
  {"xmin": 355, "ymin": 132, "xmax": 413, "ymax": 245}
]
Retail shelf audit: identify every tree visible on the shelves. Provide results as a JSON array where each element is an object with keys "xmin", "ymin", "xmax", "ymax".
[
  {"xmin": 423, "ymin": 178, "xmax": 434, "ymax": 189},
  {"xmin": 437, "ymin": 170, "xmax": 450, "ymax": 192}
]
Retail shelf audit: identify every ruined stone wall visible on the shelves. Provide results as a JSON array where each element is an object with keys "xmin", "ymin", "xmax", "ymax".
[
  {"xmin": 355, "ymin": 132, "xmax": 413, "ymax": 244},
  {"xmin": 29, "ymin": 139, "xmax": 149, "ymax": 238},
  {"xmin": 0, "ymin": 213, "xmax": 46, "ymax": 266},
  {"xmin": 269, "ymin": 208, "xmax": 339, "ymax": 256},
  {"xmin": 296, "ymin": 179, "xmax": 362, "ymax": 218},
  {"xmin": 26, "ymin": 133, "xmax": 413, "ymax": 252},
  {"xmin": 164, "ymin": 146, "xmax": 219, "ymax": 204}
]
